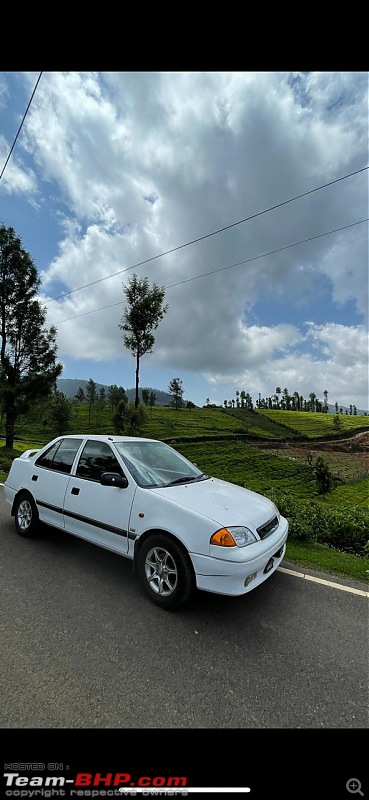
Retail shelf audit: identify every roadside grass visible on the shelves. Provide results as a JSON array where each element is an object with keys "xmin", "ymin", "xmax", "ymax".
[
  {"xmin": 0, "ymin": 441, "xmax": 42, "ymax": 482},
  {"xmin": 285, "ymin": 540, "xmax": 369, "ymax": 584}
]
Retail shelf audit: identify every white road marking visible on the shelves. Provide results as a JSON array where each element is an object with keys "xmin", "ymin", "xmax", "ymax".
[{"xmin": 278, "ymin": 566, "xmax": 369, "ymax": 597}]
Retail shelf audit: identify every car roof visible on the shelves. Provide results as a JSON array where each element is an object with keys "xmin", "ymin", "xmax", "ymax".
[{"xmin": 56, "ymin": 434, "xmax": 159, "ymax": 443}]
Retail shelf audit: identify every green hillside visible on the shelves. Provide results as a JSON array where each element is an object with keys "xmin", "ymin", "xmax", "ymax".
[
  {"xmin": 221, "ymin": 408, "xmax": 304, "ymax": 439},
  {"xmin": 9, "ymin": 404, "xmax": 293, "ymax": 444},
  {"xmin": 256, "ymin": 409, "xmax": 369, "ymax": 438},
  {"xmin": 175, "ymin": 439, "xmax": 316, "ymax": 499},
  {"xmin": 3, "ymin": 403, "xmax": 369, "ymax": 450}
]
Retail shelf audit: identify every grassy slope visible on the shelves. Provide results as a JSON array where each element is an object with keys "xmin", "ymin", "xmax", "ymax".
[
  {"xmin": 10, "ymin": 404, "xmax": 369, "ymax": 443},
  {"xmin": 256, "ymin": 409, "xmax": 368, "ymax": 438},
  {"xmin": 175, "ymin": 440, "xmax": 316, "ymax": 499}
]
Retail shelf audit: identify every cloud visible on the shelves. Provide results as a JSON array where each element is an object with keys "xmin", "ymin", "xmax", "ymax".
[
  {"xmin": 203, "ymin": 322, "xmax": 368, "ymax": 410},
  {"xmin": 0, "ymin": 136, "xmax": 37, "ymax": 194},
  {"xmin": 1, "ymin": 71, "xmax": 367, "ymax": 409}
]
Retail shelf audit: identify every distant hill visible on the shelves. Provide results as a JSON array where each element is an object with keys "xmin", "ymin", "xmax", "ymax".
[{"xmin": 57, "ymin": 379, "xmax": 173, "ymax": 406}]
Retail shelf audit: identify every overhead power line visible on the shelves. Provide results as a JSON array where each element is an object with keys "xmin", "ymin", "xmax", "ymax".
[
  {"xmin": 54, "ymin": 217, "xmax": 368, "ymax": 324},
  {"xmin": 0, "ymin": 72, "xmax": 43, "ymax": 182},
  {"xmin": 54, "ymin": 164, "xmax": 369, "ymax": 301}
]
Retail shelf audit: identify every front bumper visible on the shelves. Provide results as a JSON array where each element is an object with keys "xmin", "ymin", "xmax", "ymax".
[{"xmin": 191, "ymin": 518, "xmax": 288, "ymax": 596}]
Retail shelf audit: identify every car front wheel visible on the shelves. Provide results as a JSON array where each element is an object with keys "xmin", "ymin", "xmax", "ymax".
[
  {"xmin": 14, "ymin": 492, "xmax": 39, "ymax": 538},
  {"xmin": 137, "ymin": 534, "xmax": 194, "ymax": 610}
]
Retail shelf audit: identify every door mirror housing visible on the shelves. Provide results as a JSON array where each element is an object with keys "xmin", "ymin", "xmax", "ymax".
[{"xmin": 100, "ymin": 472, "xmax": 129, "ymax": 489}]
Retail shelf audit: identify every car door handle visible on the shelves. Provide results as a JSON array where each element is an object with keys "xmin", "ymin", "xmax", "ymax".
[{"xmin": 71, "ymin": 487, "xmax": 80, "ymax": 495}]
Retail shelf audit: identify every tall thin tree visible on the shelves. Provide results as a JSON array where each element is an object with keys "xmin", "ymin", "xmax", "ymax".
[{"xmin": 119, "ymin": 274, "xmax": 168, "ymax": 408}]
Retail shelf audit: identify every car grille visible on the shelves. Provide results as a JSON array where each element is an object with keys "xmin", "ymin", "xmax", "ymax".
[{"xmin": 257, "ymin": 515, "xmax": 279, "ymax": 539}]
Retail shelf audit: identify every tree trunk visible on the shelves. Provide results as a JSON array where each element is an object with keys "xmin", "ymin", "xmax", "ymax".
[{"xmin": 135, "ymin": 351, "xmax": 140, "ymax": 408}]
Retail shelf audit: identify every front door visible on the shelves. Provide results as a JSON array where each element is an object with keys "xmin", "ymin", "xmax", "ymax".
[{"xmin": 62, "ymin": 439, "xmax": 137, "ymax": 554}]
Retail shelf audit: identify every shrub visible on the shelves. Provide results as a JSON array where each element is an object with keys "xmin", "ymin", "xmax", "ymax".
[
  {"xmin": 0, "ymin": 447, "xmax": 19, "ymax": 475},
  {"xmin": 267, "ymin": 490, "xmax": 369, "ymax": 555},
  {"xmin": 314, "ymin": 456, "xmax": 333, "ymax": 494}
]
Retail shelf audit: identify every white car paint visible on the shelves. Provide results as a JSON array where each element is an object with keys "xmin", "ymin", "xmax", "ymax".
[{"xmin": 4, "ymin": 435, "xmax": 289, "ymax": 609}]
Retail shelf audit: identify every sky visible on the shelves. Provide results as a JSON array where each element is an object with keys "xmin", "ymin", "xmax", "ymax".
[{"xmin": 0, "ymin": 71, "xmax": 368, "ymax": 411}]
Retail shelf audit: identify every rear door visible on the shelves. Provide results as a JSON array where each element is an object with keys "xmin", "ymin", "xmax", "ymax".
[{"xmin": 32, "ymin": 438, "xmax": 84, "ymax": 529}]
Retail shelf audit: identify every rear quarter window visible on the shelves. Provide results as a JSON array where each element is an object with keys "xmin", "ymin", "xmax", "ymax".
[{"xmin": 35, "ymin": 438, "xmax": 83, "ymax": 474}]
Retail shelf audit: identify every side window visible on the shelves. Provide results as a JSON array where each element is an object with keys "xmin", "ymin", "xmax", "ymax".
[
  {"xmin": 75, "ymin": 441, "xmax": 124, "ymax": 482},
  {"xmin": 35, "ymin": 439, "xmax": 83, "ymax": 474}
]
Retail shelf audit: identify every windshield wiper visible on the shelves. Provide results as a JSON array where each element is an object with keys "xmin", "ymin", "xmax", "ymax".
[
  {"xmin": 164, "ymin": 476, "xmax": 199, "ymax": 486},
  {"xmin": 164, "ymin": 474, "xmax": 209, "ymax": 486}
]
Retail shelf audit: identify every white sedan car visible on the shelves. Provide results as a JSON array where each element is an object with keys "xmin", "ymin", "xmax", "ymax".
[{"xmin": 4, "ymin": 435, "xmax": 289, "ymax": 609}]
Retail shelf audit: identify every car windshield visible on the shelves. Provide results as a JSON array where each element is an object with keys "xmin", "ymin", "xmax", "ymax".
[{"xmin": 114, "ymin": 440, "xmax": 206, "ymax": 488}]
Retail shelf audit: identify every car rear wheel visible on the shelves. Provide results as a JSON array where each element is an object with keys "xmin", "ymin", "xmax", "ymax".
[
  {"xmin": 138, "ymin": 534, "xmax": 194, "ymax": 610},
  {"xmin": 14, "ymin": 492, "xmax": 39, "ymax": 538}
]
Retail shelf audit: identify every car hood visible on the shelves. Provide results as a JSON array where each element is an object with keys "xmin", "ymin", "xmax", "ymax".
[{"xmin": 151, "ymin": 476, "xmax": 277, "ymax": 529}]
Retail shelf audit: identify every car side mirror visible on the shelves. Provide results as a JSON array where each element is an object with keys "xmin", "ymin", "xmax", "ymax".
[{"xmin": 100, "ymin": 472, "xmax": 129, "ymax": 489}]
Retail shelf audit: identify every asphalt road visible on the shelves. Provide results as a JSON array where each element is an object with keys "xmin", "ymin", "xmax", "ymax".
[{"xmin": 0, "ymin": 488, "xmax": 368, "ymax": 729}]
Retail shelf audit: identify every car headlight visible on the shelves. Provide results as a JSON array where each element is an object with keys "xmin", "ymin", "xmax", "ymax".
[{"xmin": 210, "ymin": 526, "xmax": 257, "ymax": 548}]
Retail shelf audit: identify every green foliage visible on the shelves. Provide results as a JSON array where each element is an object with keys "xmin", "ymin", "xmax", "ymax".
[
  {"xmin": 107, "ymin": 385, "xmax": 127, "ymax": 411},
  {"xmin": 85, "ymin": 378, "xmax": 96, "ymax": 424},
  {"xmin": 112, "ymin": 401, "xmax": 147, "ymax": 435},
  {"xmin": 125, "ymin": 402, "xmax": 147, "ymax": 434},
  {"xmin": 333, "ymin": 414, "xmax": 342, "ymax": 432},
  {"xmin": 119, "ymin": 274, "xmax": 168, "ymax": 407},
  {"xmin": 0, "ymin": 446, "xmax": 20, "ymax": 475},
  {"xmin": 266, "ymin": 490, "xmax": 369, "ymax": 555},
  {"xmin": 314, "ymin": 456, "xmax": 333, "ymax": 494},
  {"xmin": 47, "ymin": 391, "xmax": 72, "ymax": 435},
  {"xmin": 326, "ymin": 477, "xmax": 369, "ymax": 507},
  {"xmin": 141, "ymin": 388, "xmax": 150, "ymax": 405},
  {"xmin": 168, "ymin": 377, "xmax": 184, "ymax": 409},
  {"xmin": 112, "ymin": 400, "xmax": 128, "ymax": 434},
  {"xmin": 0, "ymin": 224, "xmax": 63, "ymax": 448}
]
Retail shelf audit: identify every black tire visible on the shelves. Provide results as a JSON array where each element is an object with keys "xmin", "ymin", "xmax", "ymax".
[
  {"xmin": 137, "ymin": 534, "xmax": 194, "ymax": 610},
  {"xmin": 13, "ymin": 492, "xmax": 39, "ymax": 538}
]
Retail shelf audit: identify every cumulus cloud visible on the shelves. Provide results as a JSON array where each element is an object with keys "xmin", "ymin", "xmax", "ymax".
[{"xmin": 0, "ymin": 136, "xmax": 37, "ymax": 194}]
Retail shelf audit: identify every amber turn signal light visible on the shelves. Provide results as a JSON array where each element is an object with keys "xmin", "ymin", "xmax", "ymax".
[{"xmin": 210, "ymin": 528, "xmax": 236, "ymax": 547}]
